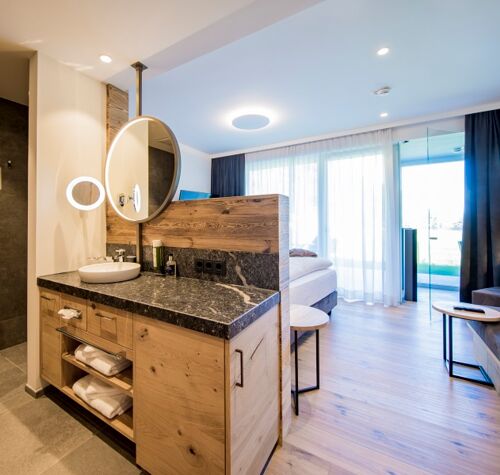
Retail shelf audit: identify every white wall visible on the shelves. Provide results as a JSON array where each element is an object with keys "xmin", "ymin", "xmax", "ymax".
[
  {"xmin": 175, "ymin": 143, "xmax": 211, "ymax": 199},
  {"xmin": 27, "ymin": 52, "xmax": 106, "ymax": 392}
]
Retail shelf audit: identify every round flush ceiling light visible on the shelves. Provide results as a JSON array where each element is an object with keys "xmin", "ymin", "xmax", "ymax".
[
  {"xmin": 227, "ymin": 107, "xmax": 276, "ymax": 131},
  {"xmin": 99, "ymin": 54, "xmax": 112, "ymax": 63},
  {"xmin": 374, "ymin": 86, "xmax": 391, "ymax": 96},
  {"xmin": 377, "ymin": 47, "xmax": 390, "ymax": 56},
  {"xmin": 380, "ymin": 112, "xmax": 389, "ymax": 118},
  {"xmin": 232, "ymin": 114, "xmax": 270, "ymax": 130}
]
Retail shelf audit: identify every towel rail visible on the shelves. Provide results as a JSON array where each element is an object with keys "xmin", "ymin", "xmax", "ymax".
[{"xmin": 56, "ymin": 326, "xmax": 127, "ymax": 359}]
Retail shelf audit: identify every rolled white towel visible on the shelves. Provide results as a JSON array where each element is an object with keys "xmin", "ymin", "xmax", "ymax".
[
  {"xmin": 72, "ymin": 375, "xmax": 132, "ymax": 419},
  {"xmin": 58, "ymin": 308, "xmax": 80, "ymax": 321},
  {"xmin": 74, "ymin": 344, "xmax": 131, "ymax": 376}
]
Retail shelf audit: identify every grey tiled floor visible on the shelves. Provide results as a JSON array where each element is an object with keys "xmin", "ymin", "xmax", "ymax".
[{"xmin": 0, "ymin": 342, "xmax": 141, "ymax": 475}]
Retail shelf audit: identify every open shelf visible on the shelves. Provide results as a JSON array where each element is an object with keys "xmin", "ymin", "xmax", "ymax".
[
  {"xmin": 62, "ymin": 353, "xmax": 133, "ymax": 397},
  {"xmin": 61, "ymin": 385, "xmax": 134, "ymax": 441}
]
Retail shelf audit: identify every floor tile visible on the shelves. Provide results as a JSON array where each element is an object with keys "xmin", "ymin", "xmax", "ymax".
[
  {"xmin": 0, "ymin": 396, "xmax": 93, "ymax": 474},
  {"xmin": 0, "ymin": 341, "xmax": 27, "ymax": 372},
  {"xmin": 41, "ymin": 436, "xmax": 141, "ymax": 474}
]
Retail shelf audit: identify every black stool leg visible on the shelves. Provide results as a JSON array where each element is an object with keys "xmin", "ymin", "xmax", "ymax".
[
  {"xmin": 316, "ymin": 329, "xmax": 320, "ymax": 389},
  {"xmin": 294, "ymin": 330, "xmax": 299, "ymax": 415}
]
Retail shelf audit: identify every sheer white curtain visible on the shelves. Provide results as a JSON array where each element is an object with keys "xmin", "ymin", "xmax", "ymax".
[{"xmin": 246, "ymin": 130, "xmax": 401, "ymax": 306}]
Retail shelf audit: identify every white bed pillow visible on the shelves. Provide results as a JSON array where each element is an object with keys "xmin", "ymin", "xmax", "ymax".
[{"xmin": 289, "ymin": 256, "xmax": 333, "ymax": 282}]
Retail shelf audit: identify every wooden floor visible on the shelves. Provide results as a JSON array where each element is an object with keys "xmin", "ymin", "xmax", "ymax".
[{"xmin": 267, "ymin": 299, "xmax": 500, "ymax": 475}]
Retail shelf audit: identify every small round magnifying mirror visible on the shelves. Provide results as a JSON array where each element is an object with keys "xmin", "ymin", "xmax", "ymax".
[{"xmin": 66, "ymin": 176, "xmax": 105, "ymax": 211}]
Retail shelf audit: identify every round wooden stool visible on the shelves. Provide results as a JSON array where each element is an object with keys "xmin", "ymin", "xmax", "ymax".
[{"xmin": 290, "ymin": 304, "xmax": 330, "ymax": 415}]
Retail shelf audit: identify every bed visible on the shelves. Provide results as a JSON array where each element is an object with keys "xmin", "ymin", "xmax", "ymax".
[{"xmin": 289, "ymin": 257, "xmax": 337, "ymax": 315}]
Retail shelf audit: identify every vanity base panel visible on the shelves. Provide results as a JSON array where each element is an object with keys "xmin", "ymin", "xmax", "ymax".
[
  {"xmin": 134, "ymin": 315, "xmax": 226, "ymax": 475},
  {"xmin": 226, "ymin": 306, "xmax": 280, "ymax": 475}
]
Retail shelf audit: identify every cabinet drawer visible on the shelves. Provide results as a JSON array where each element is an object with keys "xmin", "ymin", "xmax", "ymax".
[
  {"xmin": 88, "ymin": 302, "xmax": 133, "ymax": 349},
  {"xmin": 40, "ymin": 290, "xmax": 60, "ymax": 325},
  {"xmin": 60, "ymin": 294, "xmax": 87, "ymax": 331}
]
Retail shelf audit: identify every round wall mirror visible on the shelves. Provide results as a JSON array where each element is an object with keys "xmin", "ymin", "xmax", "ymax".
[
  {"xmin": 105, "ymin": 116, "xmax": 181, "ymax": 223},
  {"xmin": 66, "ymin": 176, "xmax": 105, "ymax": 211}
]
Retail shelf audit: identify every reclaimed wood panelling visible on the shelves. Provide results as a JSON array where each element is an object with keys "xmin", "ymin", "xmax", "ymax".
[{"xmin": 105, "ymin": 84, "xmax": 136, "ymax": 243}]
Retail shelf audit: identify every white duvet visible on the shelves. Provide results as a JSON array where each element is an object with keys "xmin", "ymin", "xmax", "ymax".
[{"xmin": 289, "ymin": 256, "xmax": 333, "ymax": 282}]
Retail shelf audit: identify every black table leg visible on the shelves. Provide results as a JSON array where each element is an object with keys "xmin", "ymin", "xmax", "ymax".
[
  {"xmin": 448, "ymin": 315, "xmax": 453, "ymax": 377},
  {"xmin": 442, "ymin": 313, "xmax": 446, "ymax": 361},
  {"xmin": 442, "ymin": 313, "xmax": 493, "ymax": 387},
  {"xmin": 294, "ymin": 330, "xmax": 299, "ymax": 415}
]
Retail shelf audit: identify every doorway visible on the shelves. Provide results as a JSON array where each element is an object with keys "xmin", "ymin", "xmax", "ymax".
[{"xmin": 400, "ymin": 129, "xmax": 464, "ymax": 315}]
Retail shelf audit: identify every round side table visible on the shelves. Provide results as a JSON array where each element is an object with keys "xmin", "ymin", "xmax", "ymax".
[
  {"xmin": 432, "ymin": 301, "xmax": 500, "ymax": 386},
  {"xmin": 290, "ymin": 304, "xmax": 330, "ymax": 415}
]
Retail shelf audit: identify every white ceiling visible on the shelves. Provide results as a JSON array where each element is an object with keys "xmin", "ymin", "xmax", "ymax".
[
  {"xmin": 0, "ymin": 0, "xmax": 319, "ymax": 84},
  {"xmin": 2, "ymin": 0, "xmax": 500, "ymax": 155},
  {"xmin": 135, "ymin": 0, "xmax": 500, "ymax": 154}
]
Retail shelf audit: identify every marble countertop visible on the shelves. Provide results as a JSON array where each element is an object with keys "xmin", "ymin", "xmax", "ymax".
[{"xmin": 37, "ymin": 272, "xmax": 279, "ymax": 339}]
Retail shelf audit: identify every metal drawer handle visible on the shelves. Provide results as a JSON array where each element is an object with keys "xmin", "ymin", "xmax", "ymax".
[
  {"xmin": 56, "ymin": 326, "xmax": 126, "ymax": 359},
  {"xmin": 95, "ymin": 312, "xmax": 115, "ymax": 321},
  {"xmin": 235, "ymin": 349, "xmax": 244, "ymax": 388},
  {"xmin": 41, "ymin": 295, "xmax": 54, "ymax": 301}
]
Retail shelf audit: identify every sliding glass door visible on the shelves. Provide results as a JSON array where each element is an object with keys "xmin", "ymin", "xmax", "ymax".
[{"xmin": 400, "ymin": 129, "xmax": 464, "ymax": 316}]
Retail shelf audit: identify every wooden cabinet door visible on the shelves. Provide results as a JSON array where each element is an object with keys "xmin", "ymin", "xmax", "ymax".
[
  {"xmin": 226, "ymin": 306, "xmax": 280, "ymax": 475},
  {"xmin": 134, "ymin": 316, "xmax": 226, "ymax": 475}
]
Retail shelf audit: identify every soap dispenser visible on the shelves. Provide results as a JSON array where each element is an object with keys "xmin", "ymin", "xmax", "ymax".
[{"xmin": 165, "ymin": 254, "xmax": 177, "ymax": 277}]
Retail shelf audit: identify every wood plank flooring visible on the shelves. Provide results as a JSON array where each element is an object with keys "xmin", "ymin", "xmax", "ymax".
[{"xmin": 267, "ymin": 299, "xmax": 500, "ymax": 475}]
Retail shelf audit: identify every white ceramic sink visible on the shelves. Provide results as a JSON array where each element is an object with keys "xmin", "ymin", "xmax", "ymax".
[{"xmin": 78, "ymin": 262, "xmax": 141, "ymax": 284}]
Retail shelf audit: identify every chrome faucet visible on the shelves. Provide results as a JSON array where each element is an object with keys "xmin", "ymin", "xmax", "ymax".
[{"xmin": 113, "ymin": 249, "xmax": 126, "ymax": 262}]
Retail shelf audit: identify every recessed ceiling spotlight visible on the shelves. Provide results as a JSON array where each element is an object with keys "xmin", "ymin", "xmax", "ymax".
[
  {"xmin": 377, "ymin": 47, "xmax": 390, "ymax": 56},
  {"xmin": 227, "ymin": 107, "xmax": 276, "ymax": 130},
  {"xmin": 99, "ymin": 54, "xmax": 112, "ymax": 64},
  {"xmin": 380, "ymin": 112, "xmax": 389, "ymax": 118},
  {"xmin": 374, "ymin": 86, "xmax": 391, "ymax": 96}
]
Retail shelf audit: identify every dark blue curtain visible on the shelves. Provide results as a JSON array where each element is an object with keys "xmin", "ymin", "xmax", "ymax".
[
  {"xmin": 211, "ymin": 154, "xmax": 245, "ymax": 197},
  {"xmin": 460, "ymin": 109, "xmax": 500, "ymax": 302}
]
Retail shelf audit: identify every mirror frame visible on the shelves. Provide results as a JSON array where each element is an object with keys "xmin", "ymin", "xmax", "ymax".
[
  {"xmin": 105, "ymin": 116, "xmax": 182, "ymax": 223},
  {"xmin": 66, "ymin": 175, "xmax": 106, "ymax": 211}
]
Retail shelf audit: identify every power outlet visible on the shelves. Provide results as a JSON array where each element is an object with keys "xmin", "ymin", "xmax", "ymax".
[
  {"xmin": 194, "ymin": 258, "xmax": 226, "ymax": 276},
  {"xmin": 203, "ymin": 259, "xmax": 214, "ymax": 274},
  {"xmin": 194, "ymin": 259, "xmax": 204, "ymax": 273},
  {"xmin": 213, "ymin": 260, "xmax": 226, "ymax": 276}
]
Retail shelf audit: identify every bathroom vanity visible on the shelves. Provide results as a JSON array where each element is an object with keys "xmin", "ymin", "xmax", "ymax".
[{"xmin": 38, "ymin": 272, "xmax": 281, "ymax": 475}]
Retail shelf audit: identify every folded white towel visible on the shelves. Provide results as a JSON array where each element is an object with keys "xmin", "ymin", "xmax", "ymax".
[
  {"xmin": 73, "ymin": 375, "xmax": 132, "ymax": 419},
  {"xmin": 58, "ymin": 308, "xmax": 80, "ymax": 320},
  {"xmin": 74, "ymin": 344, "xmax": 131, "ymax": 376}
]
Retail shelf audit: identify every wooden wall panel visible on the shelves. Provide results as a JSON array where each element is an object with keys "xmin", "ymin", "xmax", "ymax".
[
  {"xmin": 105, "ymin": 84, "xmax": 136, "ymax": 243},
  {"xmin": 144, "ymin": 194, "xmax": 280, "ymax": 253}
]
